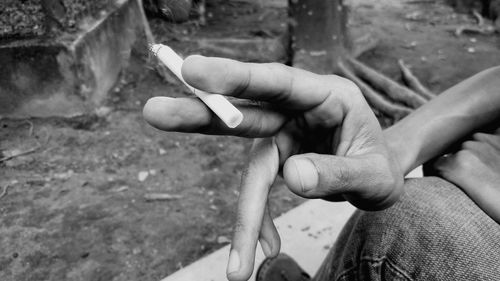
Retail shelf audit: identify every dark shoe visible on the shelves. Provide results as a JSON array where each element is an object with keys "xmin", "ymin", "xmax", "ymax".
[{"xmin": 256, "ymin": 253, "xmax": 311, "ymax": 281}]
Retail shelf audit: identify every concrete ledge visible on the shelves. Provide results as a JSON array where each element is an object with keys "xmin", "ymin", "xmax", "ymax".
[
  {"xmin": 0, "ymin": 0, "xmax": 150, "ymax": 118},
  {"xmin": 162, "ymin": 200, "xmax": 356, "ymax": 281}
]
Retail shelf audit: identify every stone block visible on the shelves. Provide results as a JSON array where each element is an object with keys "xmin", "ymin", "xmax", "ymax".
[{"xmin": 0, "ymin": 0, "xmax": 151, "ymax": 118}]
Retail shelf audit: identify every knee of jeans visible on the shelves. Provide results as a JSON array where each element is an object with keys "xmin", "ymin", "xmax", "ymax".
[
  {"xmin": 354, "ymin": 176, "xmax": 494, "ymax": 256},
  {"xmin": 362, "ymin": 177, "xmax": 480, "ymax": 229},
  {"xmin": 328, "ymin": 177, "xmax": 500, "ymax": 281}
]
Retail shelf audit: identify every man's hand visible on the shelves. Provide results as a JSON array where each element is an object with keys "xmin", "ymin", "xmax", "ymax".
[
  {"xmin": 434, "ymin": 129, "xmax": 500, "ymax": 223},
  {"xmin": 143, "ymin": 56, "xmax": 404, "ymax": 280}
]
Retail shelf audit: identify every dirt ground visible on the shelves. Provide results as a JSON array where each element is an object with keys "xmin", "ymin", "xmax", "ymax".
[{"xmin": 1, "ymin": 0, "xmax": 500, "ymax": 280}]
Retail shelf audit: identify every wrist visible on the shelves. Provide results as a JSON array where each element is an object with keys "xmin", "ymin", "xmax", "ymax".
[{"xmin": 383, "ymin": 124, "xmax": 419, "ymax": 175}]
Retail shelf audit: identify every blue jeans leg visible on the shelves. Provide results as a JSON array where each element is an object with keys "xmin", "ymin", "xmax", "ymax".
[{"xmin": 313, "ymin": 177, "xmax": 500, "ymax": 281}]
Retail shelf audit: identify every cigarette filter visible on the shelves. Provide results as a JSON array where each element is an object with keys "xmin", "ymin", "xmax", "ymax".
[{"xmin": 149, "ymin": 44, "xmax": 243, "ymax": 128}]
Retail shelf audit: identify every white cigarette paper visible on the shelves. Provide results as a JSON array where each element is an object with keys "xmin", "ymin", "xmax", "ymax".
[{"xmin": 149, "ymin": 44, "xmax": 243, "ymax": 128}]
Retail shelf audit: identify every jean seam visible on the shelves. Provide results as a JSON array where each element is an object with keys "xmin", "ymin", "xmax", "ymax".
[
  {"xmin": 335, "ymin": 256, "xmax": 414, "ymax": 281},
  {"xmin": 361, "ymin": 256, "xmax": 414, "ymax": 281},
  {"xmin": 335, "ymin": 264, "xmax": 357, "ymax": 281}
]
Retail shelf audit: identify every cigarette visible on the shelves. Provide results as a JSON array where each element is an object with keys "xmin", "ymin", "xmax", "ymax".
[{"xmin": 149, "ymin": 44, "xmax": 243, "ymax": 128}]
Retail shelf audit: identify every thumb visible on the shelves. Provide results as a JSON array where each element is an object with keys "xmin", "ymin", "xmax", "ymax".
[{"xmin": 282, "ymin": 153, "xmax": 402, "ymax": 210}]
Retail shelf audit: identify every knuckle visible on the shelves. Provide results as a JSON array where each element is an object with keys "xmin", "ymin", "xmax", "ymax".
[
  {"xmin": 329, "ymin": 74, "xmax": 355, "ymax": 86},
  {"xmin": 322, "ymin": 75, "xmax": 363, "ymax": 111},
  {"xmin": 472, "ymin": 132, "xmax": 500, "ymax": 151},
  {"xmin": 343, "ymin": 78, "xmax": 360, "ymax": 93},
  {"xmin": 455, "ymin": 150, "xmax": 477, "ymax": 168},
  {"xmin": 461, "ymin": 140, "xmax": 473, "ymax": 149},
  {"xmin": 461, "ymin": 140, "xmax": 477, "ymax": 151},
  {"xmin": 341, "ymin": 77, "xmax": 361, "ymax": 96},
  {"xmin": 322, "ymin": 74, "xmax": 341, "ymax": 85},
  {"xmin": 304, "ymin": 93, "xmax": 344, "ymax": 128},
  {"xmin": 462, "ymin": 140, "xmax": 489, "ymax": 155},
  {"xmin": 323, "ymin": 75, "xmax": 360, "ymax": 93},
  {"xmin": 472, "ymin": 132, "xmax": 488, "ymax": 141}
]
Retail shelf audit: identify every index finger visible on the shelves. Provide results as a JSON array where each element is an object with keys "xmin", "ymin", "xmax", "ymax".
[{"xmin": 181, "ymin": 55, "xmax": 335, "ymax": 110}]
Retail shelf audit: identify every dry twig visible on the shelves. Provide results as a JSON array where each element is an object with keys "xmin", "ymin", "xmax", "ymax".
[
  {"xmin": 144, "ymin": 193, "xmax": 183, "ymax": 201},
  {"xmin": 454, "ymin": 25, "xmax": 495, "ymax": 36},
  {"xmin": 0, "ymin": 126, "xmax": 50, "ymax": 163},
  {"xmin": 0, "ymin": 146, "xmax": 40, "ymax": 162},
  {"xmin": 0, "ymin": 184, "xmax": 11, "ymax": 200},
  {"xmin": 24, "ymin": 120, "xmax": 34, "ymax": 137},
  {"xmin": 472, "ymin": 9, "xmax": 485, "ymax": 26}
]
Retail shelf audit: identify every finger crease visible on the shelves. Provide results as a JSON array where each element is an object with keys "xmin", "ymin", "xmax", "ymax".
[{"xmin": 232, "ymin": 64, "xmax": 252, "ymax": 98}]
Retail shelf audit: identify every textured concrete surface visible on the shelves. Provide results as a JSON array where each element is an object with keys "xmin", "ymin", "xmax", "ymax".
[
  {"xmin": 162, "ymin": 200, "xmax": 356, "ymax": 281},
  {"xmin": 0, "ymin": 0, "xmax": 151, "ymax": 118}
]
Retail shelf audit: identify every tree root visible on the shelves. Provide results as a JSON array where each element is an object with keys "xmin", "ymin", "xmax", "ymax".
[
  {"xmin": 345, "ymin": 56, "xmax": 428, "ymax": 108},
  {"xmin": 398, "ymin": 59, "xmax": 435, "ymax": 100},
  {"xmin": 332, "ymin": 45, "xmax": 435, "ymax": 121},
  {"xmin": 351, "ymin": 32, "xmax": 380, "ymax": 58},
  {"xmin": 287, "ymin": 0, "xmax": 434, "ymax": 123},
  {"xmin": 337, "ymin": 61, "xmax": 413, "ymax": 120}
]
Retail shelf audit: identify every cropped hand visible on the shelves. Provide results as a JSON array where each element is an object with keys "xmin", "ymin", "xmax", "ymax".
[
  {"xmin": 143, "ymin": 56, "xmax": 404, "ymax": 280},
  {"xmin": 434, "ymin": 129, "xmax": 500, "ymax": 223}
]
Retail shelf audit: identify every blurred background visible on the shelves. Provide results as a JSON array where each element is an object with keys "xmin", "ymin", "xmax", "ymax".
[{"xmin": 0, "ymin": 0, "xmax": 499, "ymax": 280}]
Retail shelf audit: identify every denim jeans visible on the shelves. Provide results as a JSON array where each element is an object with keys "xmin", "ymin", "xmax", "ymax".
[{"xmin": 313, "ymin": 177, "xmax": 500, "ymax": 281}]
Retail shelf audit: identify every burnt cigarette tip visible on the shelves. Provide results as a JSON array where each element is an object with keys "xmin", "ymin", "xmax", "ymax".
[{"xmin": 148, "ymin": 43, "xmax": 162, "ymax": 57}]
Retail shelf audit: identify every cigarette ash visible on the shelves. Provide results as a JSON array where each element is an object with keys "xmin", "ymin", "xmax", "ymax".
[
  {"xmin": 146, "ymin": 43, "xmax": 160, "ymax": 71},
  {"xmin": 148, "ymin": 43, "xmax": 161, "ymax": 57}
]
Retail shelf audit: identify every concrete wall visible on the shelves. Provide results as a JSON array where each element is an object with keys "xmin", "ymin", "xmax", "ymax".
[{"xmin": 0, "ymin": 0, "xmax": 151, "ymax": 118}]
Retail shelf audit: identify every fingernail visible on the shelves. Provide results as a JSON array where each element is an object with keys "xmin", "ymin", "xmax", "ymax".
[
  {"xmin": 291, "ymin": 158, "xmax": 318, "ymax": 192},
  {"xmin": 260, "ymin": 239, "xmax": 272, "ymax": 257},
  {"xmin": 227, "ymin": 249, "xmax": 240, "ymax": 275}
]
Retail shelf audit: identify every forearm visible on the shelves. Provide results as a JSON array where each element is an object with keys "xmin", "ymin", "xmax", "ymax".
[{"xmin": 384, "ymin": 66, "xmax": 500, "ymax": 174}]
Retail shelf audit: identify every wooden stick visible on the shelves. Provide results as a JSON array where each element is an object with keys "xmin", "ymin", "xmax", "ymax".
[{"xmin": 0, "ymin": 145, "xmax": 40, "ymax": 163}]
